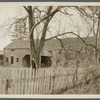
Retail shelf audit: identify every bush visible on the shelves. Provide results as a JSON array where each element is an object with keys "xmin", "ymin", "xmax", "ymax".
[{"xmin": 64, "ymin": 64, "xmax": 100, "ymax": 94}]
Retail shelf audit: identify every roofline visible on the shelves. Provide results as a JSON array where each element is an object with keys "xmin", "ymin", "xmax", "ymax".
[{"xmin": 4, "ymin": 48, "xmax": 30, "ymax": 50}]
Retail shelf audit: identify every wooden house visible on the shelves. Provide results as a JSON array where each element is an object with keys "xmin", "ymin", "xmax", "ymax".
[
  {"xmin": 3, "ymin": 40, "xmax": 53, "ymax": 67},
  {"xmin": 3, "ymin": 36, "xmax": 98, "ymax": 67}
]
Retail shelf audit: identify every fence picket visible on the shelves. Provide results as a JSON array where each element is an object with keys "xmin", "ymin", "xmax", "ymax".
[
  {"xmin": 20, "ymin": 69, "xmax": 23, "ymax": 94},
  {"xmin": 30, "ymin": 69, "xmax": 34, "ymax": 94},
  {"xmin": 23, "ymin": 68, "xmax": 26, "ymax": 94},
  {"xmin": 0, "ymin": 67, "xmax": 85, "ymax": 94},
  {"xmin": 17, "ymin": 68, "xmax": 20, "ymax": 94},
  {"xmin": 26, "ymin": 68, "xmax": 29, "ymax": 94},
  {"xmin": 36, "ymin": 68, "xmax": 39, "ymax": 94},
  {"xmin": 28, "ymin": 69, "xmax": 30, "ymax": 94},
  {"xmin": 43, "ymin": 69, "xmax": 45, "ymax": 94},
  {"xmin": 39, "ymin": 68, "xmax": 43, "ymax": 94},
  {"xmin": 29, "ymin": 68, "xmax": 32, "ymax": 94}
]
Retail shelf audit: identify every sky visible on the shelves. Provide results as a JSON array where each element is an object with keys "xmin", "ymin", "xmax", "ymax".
[
  {"xmin": 0, "ymin": 6, "xmax": 16, "ymax": 50},
  {"xmin": 0, "ymin": 3, "xmax": 93, "ymax": 50},
  {"xmin": 0, "ymin": 5, "xmax": 27, "ymax": 50}
]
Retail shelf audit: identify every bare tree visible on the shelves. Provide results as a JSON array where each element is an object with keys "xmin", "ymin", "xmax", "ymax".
[
  {"xmin": 0, "ymin": 16, "xmax": 28, "ymax": 40},
  {"xmin": 1, "ymin": 6, "xmax": 99, "ymax": 68},
  {"xmin": 23, "ymin": 6, "xmax": 62, "ymax": 68},
  {"xmin": 76, "ymin": 6, "xmax": 100, "ymax": 64}
]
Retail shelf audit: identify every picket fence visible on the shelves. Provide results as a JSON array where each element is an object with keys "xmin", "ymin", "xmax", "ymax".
[{"xmin": 0, "ymin": 67, "xmax": 85, "ymax": 94}]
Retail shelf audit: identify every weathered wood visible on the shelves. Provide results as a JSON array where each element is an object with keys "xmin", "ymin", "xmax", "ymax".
[{"xmin": 0, "ymin": 67, "xmax": 86, "ymax": 94}]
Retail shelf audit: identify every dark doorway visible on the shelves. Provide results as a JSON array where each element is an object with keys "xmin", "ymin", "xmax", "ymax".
[
  {"xmin": 41, "ymin": 56, "xmax": 52, "ymax": 67},
  {"xmin": 0, "ymin": 55, "xmax": 3, "ymax": 60},
  {"xmin": 22, "ymin": 55, "xmax": 30, "ymax": 67},
  {"xmin": 0, "ymin": 55, "xmax": 3, "ymax": 65},
  {"xmin": 11, "ymin": 56, "xmax": 14, "ymax": 64}
]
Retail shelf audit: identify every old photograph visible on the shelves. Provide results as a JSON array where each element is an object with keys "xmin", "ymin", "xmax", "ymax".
[{"xmin": 0, "ymin": 2, "xmax": 100, "ymax": 95}]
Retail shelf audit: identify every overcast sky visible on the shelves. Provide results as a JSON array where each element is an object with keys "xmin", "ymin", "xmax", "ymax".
[
  {"xmin": 0, "ymin": 5, "xmax": 27, "ymax": 50},
  {"xmin": 0, "ymin": 3, "xmax": 93, "ymax": 50},
  {"xmin": 0, "ymin": 6, "xmax": 17, "ymax": 50}
]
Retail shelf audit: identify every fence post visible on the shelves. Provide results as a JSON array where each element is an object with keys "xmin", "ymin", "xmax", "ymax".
[
  {"xmin": 52, "ymin": 68, "xmax": 55, "ymax": 94},
  {"xmin": 5, "ymin": 79, "xmax": 10, "ymax": 94}
]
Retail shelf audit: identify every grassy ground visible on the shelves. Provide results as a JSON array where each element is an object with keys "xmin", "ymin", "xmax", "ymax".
[{"xmin": 64, "ymin": 72, "xmax": 100, "ymax": 94}]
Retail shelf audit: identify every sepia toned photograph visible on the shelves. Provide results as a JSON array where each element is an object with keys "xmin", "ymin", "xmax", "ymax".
[{"xmin": 0, "ymin": 2, "xmax": 100, "ymax": 95}]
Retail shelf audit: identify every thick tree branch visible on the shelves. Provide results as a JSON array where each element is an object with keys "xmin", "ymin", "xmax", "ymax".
[
  {"xmin": 56, "ymin": 37, "xmax": 64, "ymax": 48},
  {"xmin": 76, "ymin": 6, "xmax": 93, "ymax": 19},
  {"xmin": 46, "ymin": 32, "xmax": 96, "ymax": 50},
  {"xmin": 30, "ymin": 6, "xmax": 60, "ymax": 35},
  {"xmin": 23, "ymin": 6, "xmax": 29, "ymax": 13},
  {"xmin": 38, "ymin": 6, "xmax": 53, "ymax": 54},
  {"xmin": 35, "ymin": 7, "xmax": 48, "ymax": 15}
]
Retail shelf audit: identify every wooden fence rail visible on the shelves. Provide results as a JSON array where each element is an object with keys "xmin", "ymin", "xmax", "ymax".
[{"xmin": 0, "ymin": 67, "xmax": 85, "ymax": 94}]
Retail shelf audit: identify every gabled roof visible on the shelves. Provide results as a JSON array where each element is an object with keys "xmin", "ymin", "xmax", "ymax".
[
  {"xmin": 45, "ymin": 36, "xmax": 98, "ymax": 50},
  {"xmin": 4, "ymin": 40, "xmax": 30, "ymax": 49},
  {"xmin": 4, "ymin": 37, "xmax": 99, "ymax": 51}
]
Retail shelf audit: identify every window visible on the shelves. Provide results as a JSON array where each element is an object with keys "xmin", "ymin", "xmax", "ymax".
[
  {"xmin": 16, "ymin": 58, "xmax": 19, "ymax": 62},
  {"xmin": 11, "ymin": 56, "xmax": 14, "ymax": 64},
  {"xmin": 48, "ymin": 50, "xmax": 52, "ymax": 54},
  {"xmin": 11, "ymin": 49, "xmax": 14, "ymax": 51},
  {"xmin": 6, "ymin": 57, "xmax": 8, "ymax": 62}
]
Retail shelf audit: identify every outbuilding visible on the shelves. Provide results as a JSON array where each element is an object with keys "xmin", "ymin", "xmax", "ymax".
[{"xmin": 3, "ymin": 40, "xmax": 52, "ymax": 67}]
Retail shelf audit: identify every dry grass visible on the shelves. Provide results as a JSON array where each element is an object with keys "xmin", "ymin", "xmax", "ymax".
[{"xmin": 64, "ymin": 64, "xmax": 100, "ymax": 94}]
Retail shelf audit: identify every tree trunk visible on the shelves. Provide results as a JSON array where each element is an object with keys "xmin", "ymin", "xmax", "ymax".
[
  {"xmin": 28, "ymin": 6, "xmax": 39, "ymax": 68},
  {"xmin": 95, "ymin": 9, "xmax": 100, "ymax": 64},
  {"xmin": 98, "ymin": 9, "xmax": 100, "ymax": 64},
  {"xmin": 25, "ymin": 6, "xmax": 54, "ymax": 68}
]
